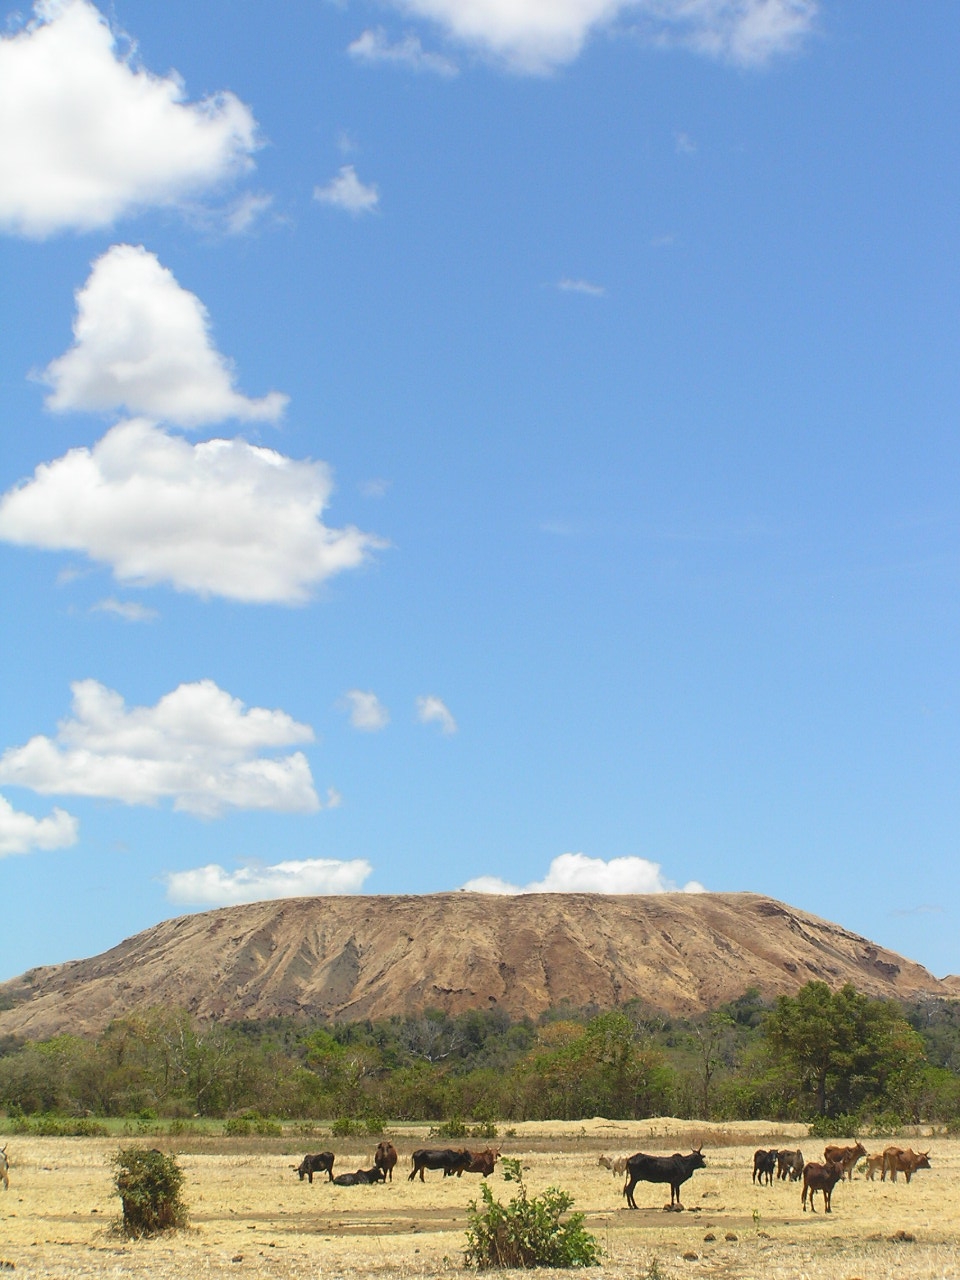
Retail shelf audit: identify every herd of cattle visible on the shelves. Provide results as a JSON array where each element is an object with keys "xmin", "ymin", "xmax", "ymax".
[
  {"xmin": 293, "ymin": 1141, "xmax": 501, "ymax": 1187},
  {"xmin": 747, "ymin": 1140, "xmax": 932, "ymax": 1214}
]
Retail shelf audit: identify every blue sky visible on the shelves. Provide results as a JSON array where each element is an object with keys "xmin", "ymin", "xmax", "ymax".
[{"xmin": 1, "ymin": 0, "xmax": 959, "ymax": 985}]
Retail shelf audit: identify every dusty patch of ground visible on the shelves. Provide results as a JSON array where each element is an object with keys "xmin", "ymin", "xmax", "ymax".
[{"xmin": 0, "ymin": 1120, "xmax": 955, "ymax": 1279}]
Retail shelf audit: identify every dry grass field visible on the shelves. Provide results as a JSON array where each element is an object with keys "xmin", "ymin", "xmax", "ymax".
[{"xmin": 0, "ymin": 1119, "xmax": 956, "ymax": 1280}]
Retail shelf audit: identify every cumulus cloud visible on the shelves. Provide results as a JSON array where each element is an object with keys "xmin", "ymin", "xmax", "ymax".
[
  {"xmin": 348, "ymin": 27, "xmax": 458, "ymax": 76},
  {"xmin": 42, "ymin": 244, "xmax": 287, "ymax": 427},
  {"xmin": 462, "ymin": 852, "xmax": 706, "ymax": 894},
  {"xmin": 0, "ymin": 0, "xmax": 259, "ymax": 237},
  {"xmin": 380, "ymin": 0, "xmax": 817, "ymax": 72},
  {"xmin": 558, "ymin": 277, "xmax": 605, "ymax": 297},
  {"xmin": 164, "ymin": 856, "xmax": 373, "ymax": 905},
  {"xmin": 314, "ymin": 166, "xmax": 379, "ymax": 215},
  {"xmin": 0, "ymin": 678, "xmax": 320, "ymax": 817},
  {"xmin": 0, "ymin": 794, "xmax": 79, "ymax": 856},
  {"xmin": 90, "ymin": 597, "xmax": 158, "ymax": 622},
  {"xmin": 0, "ymin": 418, "xmax": 384, "ymax": 604},
  {"xmin": 341, "ymin": 690, "xmax": 390, "ymax": 732},
  {"xmin": 416, "ymin": 695, "xmax": 457, "ymax": 735}
]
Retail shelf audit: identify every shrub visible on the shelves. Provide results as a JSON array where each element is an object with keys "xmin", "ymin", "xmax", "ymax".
[
  {"xmin": 464, "ymin": 1157, "xmax": 601, "ymax": 1270},
  {"xmin": 808, "ymin": 1113, "xmax": 860, "ymax": 1140},
  {"xmin": 364, "ymin": 1114, "xmax": 386, "ymax": 1136},
  {"xmin": 113, "ymin": 1147, "xmax": 188, "ymax": 1237},
  {"xmin": 330, "ymin": 1117, "xmax": 363, "ymax": 1137},
  {"xmin": 224, "ymin": 1117, "xmax": 252, "ymax": 1136},
  {"xmin": 432, "ymin": 1117, "xmax": 468, "ymax": 1139}
]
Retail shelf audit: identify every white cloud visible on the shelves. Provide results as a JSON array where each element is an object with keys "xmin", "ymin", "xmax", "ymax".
[
  {"xmin": 314, "ymin": 165, "xmax": 379, "ymax": 215},
  {"xmin": 91, "ymin": 597, "xmax": 158, "ymax": 622},
  {"xmin": 383, "ymin": 0, "xmax": 817, "ymax": 72},
  {"xmin": 348, "ymin": 26, "xmax": 459, "ymax": 76},
  {"xmin": 341, "ymin": 690, "xmax": 390, "ymax": 732},
  {"xmin": 0, "ymin": 0, "xmax": 259, "ymax": 238},
  {"xmin": 0, "ymin": 794, "xmax": 78, "ymax": 856},
  {"xmin": 223, "ymin": 191, "xmax": 274, "ymax": 235},
  {"xmin": 674, "ymin": 130, "xmax": 697, "ymax": 155},
  {"xmin": 164, "ymin": 856, "xmax": 373, "ymax": 905},
  {"xmin": 360, "ymin": 477, "xmax": 391, "ymax": 499},
  {"xmin": 558, "ymin": 277, "xmax": 606, "ymax": 297},
  {"xmin": 0, "ymin": 418, "xmax": 384, "ymax": 604},
  {"xmin": 416, "ymin": 694, "xmax": 457, "ymax": 735},
  {"xmin": 462, "ymin": 852, "xmax": 706, "ymax": 894},
  {"xmin": 42, "ymin": 245, "xmax": 287, "ymax": 428},
  {"xmin": 0, "ymin": 678, "xmax": 320, "ymax": 818}
]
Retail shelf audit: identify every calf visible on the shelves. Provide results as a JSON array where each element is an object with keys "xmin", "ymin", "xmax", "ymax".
[
  {"xmin": 801, "ymin": 1160, "xmax": 844, "ymax": 1213},
  {"xmin": 623, "ymin": 1147, "xmax": 706, "ymax": 1211},
  {"xmin": 823, "ymin": 1141, "xmax": 867, "ymax": 1182},
  {"xmin": 864, "ymin": 1152, "xmax": 885, "ymax": 1181},
  {"xmin": 598, "ymin": 1154, "xmax": 628, "ymax": 1176},
  {"xmin": 0, "ymin": 1145, "xmax": 8, "ymax": 1191},
  {"xmin": 374, "ymin": 1141, "xmax": 398, "ymax": 1181},
  {"xmin": 777, "ymin": 1149, "xmax": 804, "ymax": 1182},
  {"xmin": 408, "ymin": 1147, "xmax": 472, "ymax": 1181},
  {"xmin": 295, "ymin": 1152, "xmax": 334, "ymax": 1183},
  {"xmin": 882, "ymin": 1147, "xmax": 931, "ymax": 1183},
  {"xmin": 752, "ymin": 1148, "xmax": 777, "ymax": 1185}
]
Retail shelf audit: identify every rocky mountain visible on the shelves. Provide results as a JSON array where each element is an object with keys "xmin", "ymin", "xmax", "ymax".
[{"xmin": 1, "ymin": 891, "xmax": 956, "ymax": 1040}]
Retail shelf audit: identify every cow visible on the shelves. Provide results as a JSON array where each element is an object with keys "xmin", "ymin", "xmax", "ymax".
[
  {"xmin": 823, "ymin": 1141, "xmax": 867, "ymax": 1181},
  {"xmin": 598, "ymin": 1154, "xmax": 628, "ymax": 1176},
  {"xmin": 777, "ymin": 1149, "xmax": 804, "ymax": 1182},
  {"xmin": 0, "ymin": 1146, "xmax": 8, "ymax": 1191},
  {"xmin": 333, "ymin": 1166, "xmax": 385, "ymax": 1186},
  {"xmin": 864, "ymin": 1152, "xmax": 885, "ymax": 1181},
  {"xmin": 295, "ymin": 1152, "xmax": 335, "ymax": 1183},
  {"xmin": 752, "ymin": 1149, "xmax": 777, "ymax": 1185},
  {"xmin": 882, "ymin": 1147, "xmax": 931, "ymax": 1183},
  {"xmin": 374, "ymin": 1141, "xmax": 398, "ymax": 1181},
  {"xmin": 453, "ymin": 1147, "xmax": 500, "ymax": 1178},
  {"xmin": 408, "ymin": 1148, "xmax": 472, "ymax": 1181},
  {"xmin": 622, "ymin": 1147, "xmax": 706, "ymax": 1211},
  {"xmin": 801, "ymin": 1160, "xmax": 844, "ymax": 1213}
]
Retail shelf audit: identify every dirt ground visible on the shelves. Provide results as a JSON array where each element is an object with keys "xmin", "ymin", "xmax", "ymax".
[{"xmin": 0, "ymin": 1119, "xmax": 956, "ymax": 1280}]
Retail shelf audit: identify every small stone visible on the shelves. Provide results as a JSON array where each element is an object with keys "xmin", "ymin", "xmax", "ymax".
[
  {"xmin": 724, "ymin": 1233, "xmax": 738, "ymax": 1242},
  {"xmin": 703, "ymin": 1233, "xmax": 716, "ymax": 1242},
  {"xmin": 682, "ymin": 1251, "xmax": 698, "ymax": 1261},
  {"xmin": 231, "ymin": 1256, "xmax": 243, "ymax": 1263}
]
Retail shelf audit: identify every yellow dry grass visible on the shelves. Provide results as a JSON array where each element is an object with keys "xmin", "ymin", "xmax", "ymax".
[{"xmin": 0, "ymin": 1119, "xmax": 956, "ymax": 1279}]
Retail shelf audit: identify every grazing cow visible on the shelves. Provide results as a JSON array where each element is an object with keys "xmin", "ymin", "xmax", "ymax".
[
  {"xmin": 623, "ymin": 1147, "xmax": 706, "ymax": 1211},
  {"xmin": 823, "ymin": 1141, "xmax": 867, "ymax": 1181},
  {"xmin": 375, "ymin": 1141, "xmax": 398, "ymax": 1181},
  {"xmin": 882, "ymin": 1147, "xmax": 931, "ymax": 1183},
  {"xmin": 752, "ymin": 1149, "xmax": 777, "ymax": 1185},
  {"xmin": 453, "ymin": 1147, "xmax": 500, "ymax": 1178},
  {"xmin": 801, "ymin": 1160, "xmax": 844, "ymax": 1213},
  {"xmin": 333, "ymin": 1166, "xmax": 385, "ymax": 1186},
  {"xmin": 864, "ymin": 1152, "xmax": 885, "ymax": 1181},
  {"xmin": 776, "ymin": 1149, "xmax": 804, "ymax": 1182},
  {"xmin": 295, "ymin": 1152, "xmax": 335, "ymax": 1183},
  {"xmin": 0, "ymin": 1146, "xmax": 8, "ymax": 1191},
  {"xmin": 408, "ymin": 1148, "xmax": 472, "ymax": 1181}
]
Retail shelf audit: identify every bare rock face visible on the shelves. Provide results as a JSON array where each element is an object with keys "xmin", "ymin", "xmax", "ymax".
[{"xmin": 0, "ymin": 892, "xmax": 952, "ymax": 1040}]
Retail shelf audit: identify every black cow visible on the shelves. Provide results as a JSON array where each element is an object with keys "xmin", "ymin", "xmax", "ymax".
[
  {"xmin": 408, "ymin": 1148, "xmax": 472, "ymax": 1181},
  {"xmin": 333, "ymin": 1166, "xmax": 385, "ymax": 1186},
  {"xmin": 295, "ymin": 1152, "xmax": 335, "ymax": 1183},
  {"xmin": 623, "ymin": 1147, "xmax": 706, "ymax": 1210},
  {"xmin": 752, "ymin": 1148, "xmax": 777, "ymax": 1185},
  {"xmin": 777, "ymin": 1149, "xmax": 804, "ymax": 1181}
]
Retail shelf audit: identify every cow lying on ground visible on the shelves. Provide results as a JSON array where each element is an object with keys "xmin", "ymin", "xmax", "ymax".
[
  {"xmin": 598, "ymin": 1154, "xmax": 628, "ymax": 1176},
  {"xmin": 294, "ymin": 1152, "xmax": 334, "ymax": 1183},
  {"xmin": 0, "ymin": 1146, "xmax": 8, "ymax": 1191},
  {"xmin": 332, "ymin": 1166, "xmax": 385, "ymax": 1186},
  {"xmin": 752, "ymin": 1149, "xmax": 777, "ymax": 1185},
  {"xmin": 623, "ymin": 1147, "xmax": 706, "ymax": 1211},
  {"xmin": 375, "ymin": 1141, "xmax": 398, "ymax": 1181},
  {"xmin": 801, "ymin": 1160, "xmax": 844, "ymax": 1213},
  {"xmin": 823, "ymin": 1141, "xmax": 867, "ymax": 1181},
  {"xmin": 450, "ymin": 1147, "xmax": 500, "ymax": 1178},
  {"xmin": 408, "ymin": 1148, "xmax": 472, "ymax": 1181},
  {"xmin": 882, "ymin": 1147, "xmax": 931, "ymax": 1183},
  {"xmin": 777, "ymin": 1149, "xmax": 804, "ymax": 1181}
]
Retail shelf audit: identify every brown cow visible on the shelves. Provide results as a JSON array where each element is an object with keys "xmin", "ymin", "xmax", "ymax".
[
  {"xmin": 823, "ymin": 1141, "xmax": 867, "ymax": 1181},
  {"xmin": 453, "ymin": 1147, "xmax": 500, "ymax": 1178},
  {"xmin": 0, "ymin": 1146, "xmax": 8, "ymax": 1191},
  {"xmin": 864, "ymin": 1152, "xmax": 885, "ymax": 1180},
  {"xmin": 776, "ymin": 1149, "xmax": 804, "ymax": 1182},
  {"xmin": 802, "ymin": 1160, "xmax": 845, "ymax": 1213},
  {"xmin": 882, "ymin": 1146, "xmax": 931, "ymax": 1183},
  {"xmin": 375, "ymin": 1141, "xmax": 398, "ymax": 1181}
]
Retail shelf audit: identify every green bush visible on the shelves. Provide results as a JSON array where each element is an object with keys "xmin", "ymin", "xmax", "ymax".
[
  {"xmin": 330, "ymin": 1117, "xmax": 363, "ymax": 1137},
  {"xmin": 30, "ymin": 1114, "xmax": 108, "ymax": 1137},
  {"xmin": 224, "ymin": 1116, "xmax": 252, "ymax": 1136},
  {"xmin": 113, "ymin": 1147, "xmax": 188, "ymax": 1237},
  {"xmin": 432, "ymin": 1117, "xmax": 468, "ymax": 1139},
  {"xmin": 464, "ymin": 1157, "xmax": 601, "ymax": 1270},
  {"xmin": 808, "ymin": 1113, "xmax": 860, "ymax": 1140}
]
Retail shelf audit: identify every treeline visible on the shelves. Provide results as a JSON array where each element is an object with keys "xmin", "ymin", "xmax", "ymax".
[{"xmin": 2, "ymin": 982, "xmax": 960, "ymax": 1126}]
